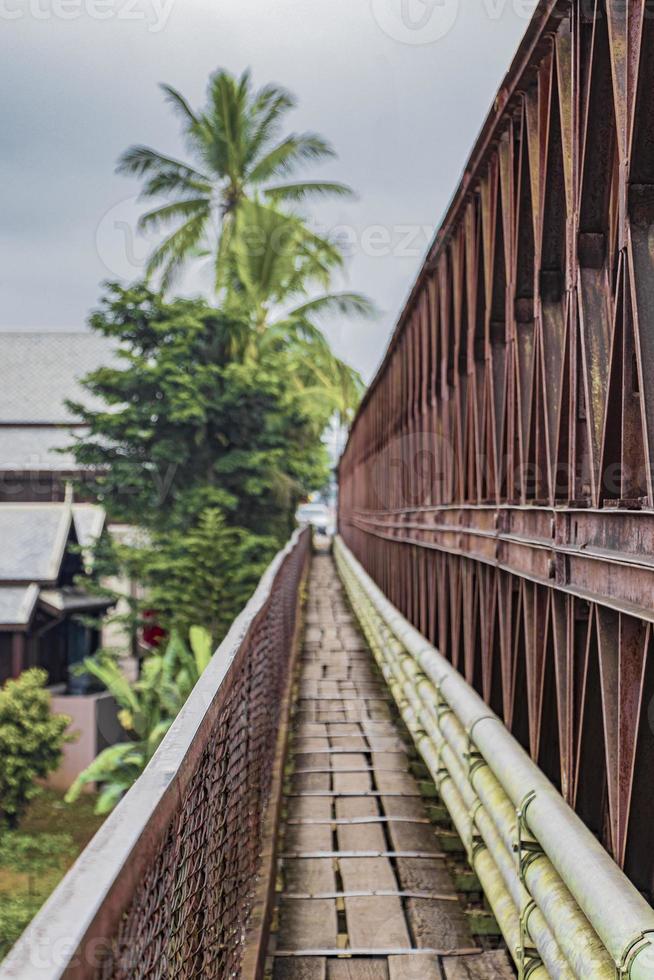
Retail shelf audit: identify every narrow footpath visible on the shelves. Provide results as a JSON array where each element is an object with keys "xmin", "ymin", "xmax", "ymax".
[{"xmin": 269, "ymin": 551, "xmax": 515, "ymax": 979}]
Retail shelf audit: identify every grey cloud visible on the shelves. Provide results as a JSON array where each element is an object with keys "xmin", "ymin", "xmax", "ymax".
[{"xmin": 1, "ymin": 0, "xmax": 529, "ymax": 380}]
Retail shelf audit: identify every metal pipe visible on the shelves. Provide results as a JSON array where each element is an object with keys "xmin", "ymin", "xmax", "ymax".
[
  {"xmin": 341, "ymin": 554, "xmax": 565, "ymax": 974},
  {"xmin": 335, "ymin": 536, "xmax": 654, "ymax": 979},
  {"xmin": 363, "ymin": 579, "xmax": 579, "ymax": 978}
]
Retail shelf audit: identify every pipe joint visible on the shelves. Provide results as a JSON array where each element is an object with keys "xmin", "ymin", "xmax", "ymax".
[
  {"xmin": 619, "ymin": 931, "xmax": 654, "ymax": 978},
  {"xmin": 469, "ymin": 835, "xmax": 487, "ymax": 863},
  {"xmin": 467, "ymin": 713, "xmax": 497, "ymax": 745},
  {"xmin": 436, "ymin": 694, "xmax": 454, "ymax": 721},
  {"xmin": 515, "ymin": 791, "xmax": 542, "ymax": 885},
  {"xmin": 517, "ymin": 789, "xmax": 537, "ymax": 825},
  {"xmin": 521, "ymin": 949, "xmax": 545, "ymax": 980},
  {"xmin": 518, "ymin": 900, "xmax": 543, "ymax": 980}
]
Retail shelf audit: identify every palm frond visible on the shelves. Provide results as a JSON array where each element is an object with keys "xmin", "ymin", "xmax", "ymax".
[
  {"xmin": 248, "ymin": 133, "xmax": 336, "ymax": 183},
  {"xmin": 288, "ymin": 291, "xmax": 377, "ymax": 322},
  {"xmin": 138, "ymin": 197, "xmax": 210, "ymax": 233},
  {"xmin": 117, "ymin": 146, "xmax": 211, "ymax": 197},
  {"xmin": 145, "ymin": 211, "xmax": 209, "ymax": 289},
  {"xmin": 246, "ymin": 84, "xmax": 297, "ymax": 165},
  {"xmin": 82, "ymin": 656, "xmax": 140, "ymax": 715},
  {"xmin": 264, "ymin": 181, "xmax": 355, "ymax": 204},
  {"xmin": 160, "ymin": 83, "xmax": 200, "ymax": 127}
]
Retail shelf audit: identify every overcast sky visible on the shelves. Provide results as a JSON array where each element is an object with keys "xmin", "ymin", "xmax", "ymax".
[{"xmin": 1, "ymin": 0, "xmax": 533, "ymax": 380}]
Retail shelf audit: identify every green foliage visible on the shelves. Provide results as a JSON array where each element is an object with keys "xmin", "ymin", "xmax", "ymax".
[
  {"xmin": 0, "ymin": 894, "xmax": 43, "ymax": 960},
  {"xmin": 0, "ymin": 792, "xmax": 103, "ymax": 959},
  {"xmin": 0, "ymin": 671, "xmax": 72, "ymax": 828},
  {"xmin": 124, "ymin": 508, "xmax": 276, "ymax": 640},
  {"xmin": 68, "ymin": 282, "xmax": 331, "ymax": 539},
  {"xmin": 0, "ymin": 833, "xmax": 75, "ymax": 897},
  {"xmin": 115, "ymin": 68, "xmax": 373, "ymax": 422},
  {"xmin": 66, "ymin": 627, "xmax": 213, "ymax": 813},
  {"xmin": 117, "ymin": 68, "xmax": 354, "ymax": 290}
]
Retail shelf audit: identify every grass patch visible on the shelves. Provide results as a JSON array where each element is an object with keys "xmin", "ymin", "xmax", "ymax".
[{"xmin": 0, "ymin": 789, "xmax": 104, "ymax": 961}]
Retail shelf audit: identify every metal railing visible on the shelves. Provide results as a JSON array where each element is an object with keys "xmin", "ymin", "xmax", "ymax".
[
  {"xmin": 1, "ymin": 528, "xmax": 310, "ymax": 980},
  {"xmin": 335, "ymin": 535, "xmax": 654, "ymax": 980}
]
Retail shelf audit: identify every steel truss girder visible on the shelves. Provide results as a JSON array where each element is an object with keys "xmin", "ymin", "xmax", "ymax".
[{"xmin": 339, "ymin": 0, "xmax": 654, "ymax": 898}]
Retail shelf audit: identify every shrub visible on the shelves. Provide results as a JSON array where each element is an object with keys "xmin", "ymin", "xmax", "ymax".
[
  {"xmin": 0, "ymin": 670, "xmax": 72, "ymax": 828},
  {"xmin": 0, "ymin": 894, "xmax": 43, "ymax": 959},
  {"xmin": 66, "ymin": 627, "xmax": 213, "ymax": 814}
]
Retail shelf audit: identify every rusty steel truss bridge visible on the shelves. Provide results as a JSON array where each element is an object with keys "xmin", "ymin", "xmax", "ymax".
[{"xmin": 5, "ymin": 2, "xmax": 654, "ymax": 979}]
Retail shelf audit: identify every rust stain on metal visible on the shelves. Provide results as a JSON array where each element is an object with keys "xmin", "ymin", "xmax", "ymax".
[{"xmin": 339, "ymin": 1, "xmax": 654, "ymax": 899}]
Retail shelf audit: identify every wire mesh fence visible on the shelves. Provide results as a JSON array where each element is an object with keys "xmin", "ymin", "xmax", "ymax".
[{"xmin": 1, "ymin": 528, "xmax": 310, "ymax": 980}]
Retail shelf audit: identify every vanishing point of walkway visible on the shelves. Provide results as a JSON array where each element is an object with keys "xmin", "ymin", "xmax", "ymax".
[{"xmin": 270, "ymin": 552, "xmax": 515, "ymax": 979}]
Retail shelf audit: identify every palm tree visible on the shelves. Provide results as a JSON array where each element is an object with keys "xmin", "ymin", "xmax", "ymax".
[
  {"xmin": 118, "ymin": 68, "xmax": 354, "ymax": 289},
  {"xmin": 227, "ymin": 200, "xmax": 368, "ymax": 418}
]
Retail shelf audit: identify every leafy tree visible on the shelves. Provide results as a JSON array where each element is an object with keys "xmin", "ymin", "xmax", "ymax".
[
  {"xmin": 0, "ymin": 671, "xmax": 72, "ymax": 828},
  {"xmin": 123, "ymin": 508, "xmax": 276, "ymax": 641},
  {"xmin": 228, "ymin": 201, "xmax": 368, "ymax": 421},
  {"xmin": 228, "ymin": 200, "xmax": 371, "ymax": 332},
  {"xmin": 116, "ymin": 70, "xmax": 373, "ymax": 422},
  {"xmin": 65, "ymin": 628, "xmax": 213, "ymax": 813},
  {"xmin": 118, "ymin": 68, "xmax": 354, "ymax": 289},
  {"xmin": 68, "ymin": 282, "xmax": 331, "ymax": 539}
]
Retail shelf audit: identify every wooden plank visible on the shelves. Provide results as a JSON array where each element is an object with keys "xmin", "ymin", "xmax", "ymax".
[
  {"xmin": 360, "ymin": 722, "xmax": 398, "ymax": 736},
  {"xmin": 283, "ymin": 858, "xmax": 335, "ymax": 893},
  {"xmin": 293, "ymin": 738, "xmax": 331, "ymax": 752},
  {"xmin": 404, "ymin": 898, "xmax": 472, "ymax": 950},
  {"xmin": 335, "ymin": 796, "xmax": 379, "ymax": 819},
  {"xmin": 379, "ymin": 796, "xmax": 429, "ymax": 819},
  {"xmin": 274, "ymin": 958, "xmax": 327, "ymax": 980},
  {"xmin": 277, "ymin": 898, "xmax": 338, "ymax": 949},
  {"xmin": 388, "ymin": 954, "xmax": 442, "ymax": 979},
  {"xmin": 442, "ymin": 951, "xmax": 515, "ymax": 978},
  {"xmin": 371, "ymin": 751, "xmax": 411, "ymax": 770},
  {"xmin": 328, "ymin": 724, "xmax": 364, "ymax": 735},
  {"xmin": 286, "ymin": 796, "xmax": 332, "ymax": 821},
  {"xmin": 336, "ymin": 796, "xmax": 386, "ymax": 851},
  {"xmin": 333, "ymin": 753, "xmax": 372, "ymax": 795},
  {"xmin": 278, "ymin": 858, "xmax": 337, "ymax": 951},
  {"xmin": 365, "ymin": 738, "xmax": 411, "ymax": 753},
  {"xmin": 328, "ymin": 961, "xmax": 390, "ymax": 979},
  {"xmin": 386, "ymin": 814, "xmax": 470, "ymax": 949},
  {"xmin": 285, "ymin": 820, "xmax": 333, "ymax": 852},
  {"xmin": 339, "ymin": 858, "xmax": 411, "ymax": 950},
  {"xmin": 374, "ymin": 769, "xmax": 421, "ymax": 796},
  {"xmin": 293, "ymin": 772, "xmax": 332, "ymax": 793},
  {"xmin": 296, "ymin": 723, "xmax": 330, "ymax": 737},
  {"xmin": 293, "ymin": 752, "xmax": 332, "ymax": 768},
  {"xmin": 339, "ymin": 857, "xmax": 399, "ymax": 894},
  {"xmin": 393, "ymin": 857, "xmax": 458, "ymax": 895},
  {"xmin": 386, "ymin": 820, "xmax": 442, "ymax": 855}
]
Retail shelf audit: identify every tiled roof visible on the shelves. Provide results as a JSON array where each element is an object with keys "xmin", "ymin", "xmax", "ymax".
[
  {"xmin": 0, "ymin": 504, "xmax": 72, "ymax": 583},
  {"xmin": 0, "ymin": 331, "xmax": 116, "ymax": 424},
  {"xmin": 0, "ymin": 426, "xmax": 83, "ymax": 472},
  {"xmin": 0, "ymin": 584, "xmax": 39, "ymax": 627},
  {"xmin": 72, "ymin": 504, "xmax": 105, "ymax": 550}
]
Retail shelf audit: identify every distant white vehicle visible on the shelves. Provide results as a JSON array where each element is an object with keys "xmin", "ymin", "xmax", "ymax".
[{"xmin": 295, "ymin": 502, "xmax": 333, "ymax": 535}]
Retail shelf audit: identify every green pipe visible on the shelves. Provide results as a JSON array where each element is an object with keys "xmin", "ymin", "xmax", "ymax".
[
  {"xmin": 354, "ymin": 580, "xmax": 569, "ymax": 977},
  {"xmin": 412, "ymin": 699, "xmax": 575, "ymax": 978},
  {"xmin": 372, "ymin": 603, "xmax": 615, "ymax": 978},
  {"xmin": 335, "ymin": 538, "xmax": 654, "ymax": 979}
]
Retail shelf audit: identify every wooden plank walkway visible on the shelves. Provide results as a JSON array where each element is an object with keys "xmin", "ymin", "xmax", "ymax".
[{"xmin": 270, "ymin": 553, "xmax": 515, "ymax": 980}]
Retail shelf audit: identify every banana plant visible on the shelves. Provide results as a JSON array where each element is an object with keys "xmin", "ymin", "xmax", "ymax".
[{"xmin": 65, "ymin": 626, "xmax": 213, "ymax": 814}]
